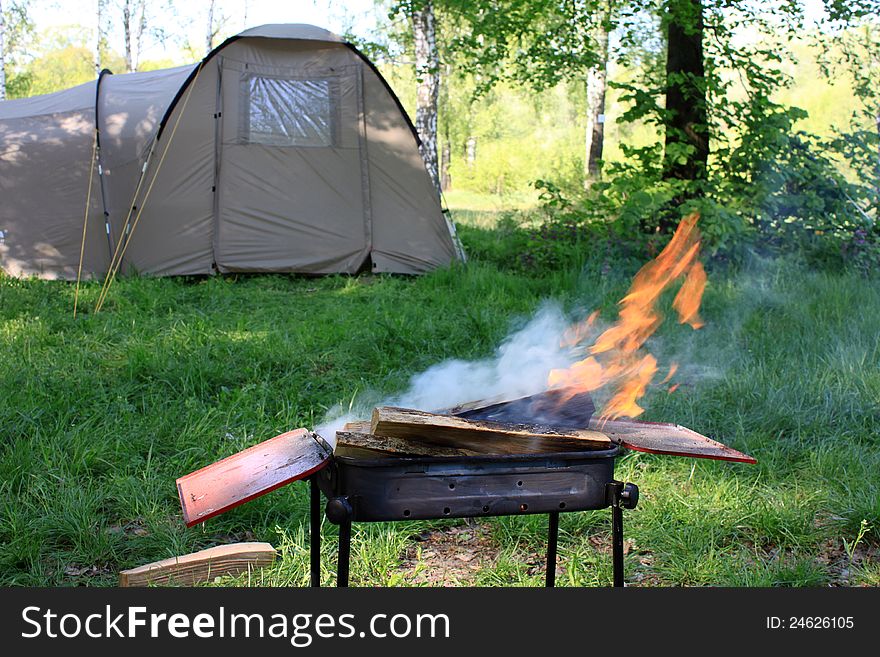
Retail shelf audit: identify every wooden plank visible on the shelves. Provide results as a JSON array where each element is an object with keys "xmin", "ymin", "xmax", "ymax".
[
  {"xmin": 335, "ymin": 430, "xmax": 473, "ymax": 458},
  {"xmin": 589, "ymin": 418, "xmax": 757, "ymax": 464},
  {"xmin": 370, "ymin": 407, "xmax": 611, "ymax": 455},
  {"xmin": 342, "ymin": 420, "xmax": 371, "ymax": 433},
  {"xmin": 176, "ymin": 429, "xmax": 331, "ymax": 527},
  {"xmin": 119, "ymin": 542, "xmax": 276, "ymax": 587}
]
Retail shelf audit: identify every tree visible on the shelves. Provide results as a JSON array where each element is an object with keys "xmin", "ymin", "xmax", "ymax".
[
  {"xmin": 662, "ymin": 0, "xmax": 707, "ymax": 183},
  {"xmin": 26, "ymin": 28, "xmax": 98, "ymax": 95},
  {"xmin": 391, "ymin": 0, "xmax": 606, "ymax": 194},
  {"xmin": 206, "ymin": 0, "xmax": 215, "ymax": 53},
  {"xmin": 420, "ymin": 0, "xmax": 606, "ymax": 192},
  {"xmin": 96, "ymin": 0, "xmax": 108, "ymax": 75},
  {"xmin": 410, "ymin": 0, "xmax": 441, "ymax": 194},
  {"xmin": 817, "ymin": 1, "xmax": 880, "ymax": 216},
  {"xmin": 119, "ymin": 0, "xmax": 169, "ymax": 72},
  {"xmin": 439, "ymin": 60, "xmax": 452, "ymax": 190},
  {"xmin": 205, "ymin": 0, "xmax": 228, "ymax": 54},
  {"xmin": 122, "ymin": 0, "xmax": 140, "ymax": 72},
  {"xmin": 585, "ymin": 2, "xmax": 612, "ymax": 182},
  {"xmin": 1, "ymin": 0, "xmax": 6, "ymax": 101},
  {"xmin": 0, "ymin": 0, "xmax": 32, "ymax": 99}
]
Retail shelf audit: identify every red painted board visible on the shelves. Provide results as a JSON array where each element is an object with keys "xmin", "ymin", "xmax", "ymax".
[
  {"xmin": 590, "ymin": 418, "xmax": 757, "ymax": 464},
  {"xmin": 177, "ymin": 429, "xmax": 331, "ymax": 527}
]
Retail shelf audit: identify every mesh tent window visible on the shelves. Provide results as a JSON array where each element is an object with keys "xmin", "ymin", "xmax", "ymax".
[{"xmin": 242, "ymin": 75, "xmax": 337, "ymax": 148}]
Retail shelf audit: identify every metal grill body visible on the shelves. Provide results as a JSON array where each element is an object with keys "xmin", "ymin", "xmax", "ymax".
[{"xmin": 308, "ymin": 445, "xmax": 638, "ymax": 587}]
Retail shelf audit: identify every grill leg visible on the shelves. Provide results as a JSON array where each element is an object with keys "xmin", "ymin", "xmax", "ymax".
[
  {"xmin": 612, "ymin": 502, "xmax": 624, "ymax": 588},
  {"xmin": 546, "ymin": 512, "xmax": 559, "ymax": 587},
  {"xmin": 309, "ymin": 477, "xmax": 321, "ymax": 587},
  {"xmin": 337, "ymin": 519, "xmax": 352, "ymax": 588}
]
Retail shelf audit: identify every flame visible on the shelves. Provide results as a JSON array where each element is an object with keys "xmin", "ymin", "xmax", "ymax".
[
  {"xmin": 661, "ymin": 363, "xmax": 679, "ymax": 384},
  {"xmin": 548, "ymin": 212, "xmax": 706, "ymax": 419}
]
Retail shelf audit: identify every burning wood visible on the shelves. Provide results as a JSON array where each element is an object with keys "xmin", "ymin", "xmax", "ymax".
[
  {"xmin": 447, "ymin": 388, "xmax": 595, "ymax": 429},
  {"xmin": 327, "ymin": 383, "xmax": 754, "ymax": 464},
  {"xmin": 449, "ymin": 389, "xmax": 755, "ymax": 463},
  {"xmin": 369, "ymin": 406, "xmax": 611, "ymax": 455}
]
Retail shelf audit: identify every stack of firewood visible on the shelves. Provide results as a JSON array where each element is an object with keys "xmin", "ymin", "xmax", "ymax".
[
  {"xmin": 333, "ymin": 404, "xmax": 611, "ymax": 458},
  {"xmin": 330, "ymin": 386, "xmax": 752, "ymax": 462}
]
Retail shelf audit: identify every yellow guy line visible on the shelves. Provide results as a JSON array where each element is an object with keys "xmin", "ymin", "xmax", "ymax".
[
  {"xmin": 95, "ymin": 62, "xmax": 205, "ymax": 313},
  {"xmin": 73, "ymin": 128, "xmax": 99, "ymax": 318}
]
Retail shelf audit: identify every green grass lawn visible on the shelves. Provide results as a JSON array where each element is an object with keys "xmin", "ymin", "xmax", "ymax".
[{"xmin": 1, "ymin": 220, "xmax": 878, "ymax": 586}]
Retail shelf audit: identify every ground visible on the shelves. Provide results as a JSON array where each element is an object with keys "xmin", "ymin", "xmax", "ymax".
[{"xmin": 0, "ymin": 209, "xmax": 878, "ymax": 586}]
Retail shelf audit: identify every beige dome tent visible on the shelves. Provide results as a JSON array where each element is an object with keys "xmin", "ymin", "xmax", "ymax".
[{"xmin": 0, "ymin": 24, "xmax": 463, "ymax": 279}]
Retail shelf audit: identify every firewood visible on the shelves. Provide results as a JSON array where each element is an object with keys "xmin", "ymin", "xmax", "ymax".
[
  {"xmin": 176, "ymin": 429, "xmax": 330, "ymax": 527},
  {"xmin": 448, "ymin": 388, "xmax": 595, "ymax": 429},
  {"xmin": 334, "ymin": 431, "xmax": 472, "ymax": 458},
  {"xmin": 446, "ymin": 391, "xmax": 755, "ymax": 463},
  {"xmin": 370, "ymin": 406, "xmax": 611, "ymax": 455},
  {"xmin": 342, "ymin": 420, "xmax": 371, "ymax": 433},
  {"xmin": 118, "ymin": 542, "xmax": 276, "ymax": 587}
]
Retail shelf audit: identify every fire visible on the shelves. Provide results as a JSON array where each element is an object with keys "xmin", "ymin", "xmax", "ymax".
[{"xmin": 548, "ymin": 212, "xmax": 707, "ymax": 420}]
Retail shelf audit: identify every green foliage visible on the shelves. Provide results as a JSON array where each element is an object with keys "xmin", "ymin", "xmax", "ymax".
[
  {"xmin": 843, "ymin": 226, "xmax": 880, "ymax": 277},
  {"xmin": 383, "ymin": 0, "xmax": 877, "ymax": 275},
  {"xmin": 2, "ymin": 0, "xmax": 35, "ymax": 98},
  {"xmin": 26, "ymin": 42, "xmax": 94, "ymax": 95},
  {"xmin": 399, "ymin": 0, "xmax": 605, "ymax": 94},
  {"xmin": 517, "ymin": 2, "xmax": 879, "ymax": 269}
]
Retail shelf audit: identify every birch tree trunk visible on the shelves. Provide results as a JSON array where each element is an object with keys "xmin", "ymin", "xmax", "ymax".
[
  {"xmin": 95, "ymin": 0, "xmax": 106, "ymax": 76},
  {"xmin": 584, "ymin": 8, "xmax": 610, "ymax": 185},
  {"xmin": 134, "ymin": 1, "xmax": 146, "ymax": 71},
  {"xmin": 123, "ymin": 0, "xmax": 133, "ymax": 72},
  {"xmin": 411, "ymin": 0, "xmax": 441, "ymax": 195},
  {"xmin": 0, "ymin": 0, "xmax": 7, "ymax": 101},
  {"xmin": 206, "ymin": 0, "xmax": 216, "ymax": 54},
  {"xmin": 121, "ymin": 0, "xmax": 148, "ymax": 72}
]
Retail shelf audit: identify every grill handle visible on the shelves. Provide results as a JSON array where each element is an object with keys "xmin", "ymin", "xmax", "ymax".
[
  {"xmin": 326, "ymin": 496, "xmax": 353, "ymax": 524},
  {"xmin": 620, "ymin": 482, "xmax": 639, "ymax": 509}
]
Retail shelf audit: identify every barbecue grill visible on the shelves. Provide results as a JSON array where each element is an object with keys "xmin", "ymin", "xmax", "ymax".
[
  {"xmin": 312, "ymin": 445, "xmax": 636, "ymax": 587},
  {"xmin": 176, "ymin": 394, "xmax": 754, "ymax": 588}
]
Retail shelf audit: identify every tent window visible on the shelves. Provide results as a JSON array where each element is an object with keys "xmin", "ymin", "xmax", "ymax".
[{"xmin": 244, "ymin": 76, "xmax": 336, "ymax": 147}]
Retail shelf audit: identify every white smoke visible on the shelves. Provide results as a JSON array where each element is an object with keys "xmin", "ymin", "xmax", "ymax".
[{"xmin": 316, "ymin": 303, "xmax": 578, "ymax": 447}]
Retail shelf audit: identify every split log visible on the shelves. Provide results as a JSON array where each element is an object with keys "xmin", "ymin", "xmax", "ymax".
[
  {"xmin": 370, "ymin": 406, "xmax": 611, "ymax": 455},
  {"xmin": 334, "ymin": 431, "xmax": 472, "ymax": 458},
  {"xmin": 342, "ymin": 420, "xmax": 371, "ymax": 433},
  {"xmin": 119, "ymin": 542, "xmax": 276, "ymax": 587}
]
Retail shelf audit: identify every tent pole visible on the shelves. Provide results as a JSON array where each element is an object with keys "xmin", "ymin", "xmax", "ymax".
[
  {"xmin": 96, "ymin": 61, "xmax": 207, "ymax": 313},
  {"xmin": 94, "ymin": 69, "xmax": 115, "ymax": 260}
]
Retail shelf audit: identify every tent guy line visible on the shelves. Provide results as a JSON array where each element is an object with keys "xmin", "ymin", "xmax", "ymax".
[
  {"xmin": 73, "ymin": 129, "xmax": 98, "ymax": 318},
  {"xmin": 94, "ymin": 61, "xmax": 208, "ymax": 314}
]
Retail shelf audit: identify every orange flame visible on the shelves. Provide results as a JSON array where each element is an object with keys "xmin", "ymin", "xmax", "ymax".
[{"xmin": 548, "ymin": 212, "xmax": 706, "ymax": 419}]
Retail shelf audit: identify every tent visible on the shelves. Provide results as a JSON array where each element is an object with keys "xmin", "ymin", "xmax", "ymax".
[{"xmin": 0, "ymin": 24, "xmax": 463, "ymax": 279}]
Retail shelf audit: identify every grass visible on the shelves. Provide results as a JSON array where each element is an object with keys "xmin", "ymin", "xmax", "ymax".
[
  {"xmin": 1, "ymin": 216, "xmax": 878, "ymax": 587},
  {"xmin": 443, "ymin": 188, "xmax": 539, "ymax": 213}
]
